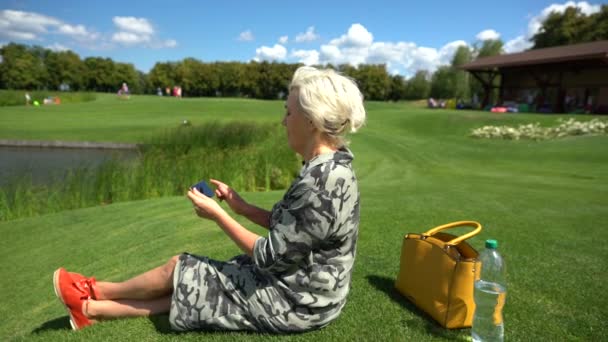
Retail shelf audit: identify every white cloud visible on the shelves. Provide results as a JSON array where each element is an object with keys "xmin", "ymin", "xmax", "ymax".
[
  {"xmin": 438, "ymin": 40, "xmax": 469, "ymax": 65},
  {"xmin": 112, "ymin": 16, "xmax": 154, "ymax": 35},
  {"xmin": 0, "ymin": 9, "xmax": 174, "ymax": 56},
  {"xmin": 254, "ymin": 44, "xmax": 287, "ymax": 61},
  {"xmin": 111, "ymin": 16, "xmax": 154, "ymax": 45},
  {"xmin": 329, "ymin": 23, "xmax": 373, "ymax": 48},
  {"xmin": 278, "ymin": 35, "xmax": 288, "ymax": 44},
  {"xmin": 291, "ymin": 49, "xmax": 319, "ymax": 65},
  {"xmin": 315, "ymin": 24, "xmax": 374, "ymax": 65},
  {"xmin": 163, "ymin": 39, "xmax": 177, "ymax": 48},
  {"xmin": 368, "ymin": 42, "xmax": 411, "ymax": 65},
  {"xmin": 0, "ymin": 9, "xmax": 95, "ymax": 44},
  {"xmin": 295, "ymin": 26, "xmax": 319, "ymax": 43},
  {"xmin": 319, "ymin": 44, "xmax": 343, "ymax": 62},
  {"xmin": 267, "ymin": 2, "xmax": 603, "ymax": 75},
  {"xmin": 475, "ymin": 29, "xmax": 500, "ymax": 41},
  {"xmin": 503, "ymin": 35, "xmax": 532, "ymax": 53},
  {"xmin": 407, "ymin": 46, "xmax": 441, "ymax": 72},
  {"xmin": 238, "ymin": 30, "xmax": 254, "ymax": 41},
  {"xmin": 0, "ymin": 10, "xmax": 60, "ymax": 34},
  {"xmin": 0, "ymin": 9, "xmax": 61, "ymax": 40},
  {"xmin": 1, "ymin": 30, "xmax": 37, "ymax": 40},
  {"xmin": 58, "ymin": 24, "xmax": 97, "ymax": 40},
  {"xmin": 112, "ymin": 31, "xmax": 150, "ymax": 44},
  {"xmin": 110, "ymin": 16, "xmax": 176, "ymax": 48},
  {"xmin": 254, "ymin": 23, "xmax": 471, "ymax": 76},
  {"xmin": 47, "ymin": 42, "xmax": 69, "ymax": 51}
]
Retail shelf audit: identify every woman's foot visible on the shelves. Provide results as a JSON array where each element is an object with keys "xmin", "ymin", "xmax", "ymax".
[
  {"xmin": 53, "ymin": 268, "xmax": 97, "ymax": 330},
  {"xmin": 68, "ymin": 271, "xmax": 100, "ymax": 299}
]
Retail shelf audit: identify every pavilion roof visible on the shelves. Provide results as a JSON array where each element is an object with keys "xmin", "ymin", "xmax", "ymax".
[{"xmin": 460, "ymin": 40, "xmax": 608, "ymax": 71}]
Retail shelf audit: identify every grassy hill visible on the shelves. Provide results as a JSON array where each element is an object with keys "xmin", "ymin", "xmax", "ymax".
[{"xmin": 1, "ymin": 95, "xmax": 607, "ymax": 341}]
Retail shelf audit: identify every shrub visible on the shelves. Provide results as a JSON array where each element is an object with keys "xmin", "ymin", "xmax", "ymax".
[{"xmin": 470, "ymin": 118, "xmax": 608, "ymax": 140}]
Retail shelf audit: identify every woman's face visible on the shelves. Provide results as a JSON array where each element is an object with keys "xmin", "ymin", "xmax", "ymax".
[{"xmin": 283, "ymin": 91, "xmax": 312, "ymax": 155}]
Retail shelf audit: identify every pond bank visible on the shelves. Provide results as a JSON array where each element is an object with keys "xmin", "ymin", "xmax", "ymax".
[{"xmin": 0, "ymin": 139, "xmax": 138, "ymax": 150}]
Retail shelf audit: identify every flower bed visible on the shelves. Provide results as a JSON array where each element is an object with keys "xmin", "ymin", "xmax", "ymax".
[{"xmin": 470, "ymin": 118, "xmax": 608, "ymax": 140}]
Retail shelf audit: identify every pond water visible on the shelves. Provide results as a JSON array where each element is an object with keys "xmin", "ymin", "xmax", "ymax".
[{"xmin": 0, "ymin": 146, "xmax": 138, "ymax": 187}]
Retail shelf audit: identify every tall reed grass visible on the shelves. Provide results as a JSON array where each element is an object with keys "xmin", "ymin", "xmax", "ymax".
[
  {"xmin": 0, "ymin": 90, "xmax": 96, "ymax": 106},
  {"xmin": 0, "ymin": 121, "xmax": 299, "ymax": 221}
]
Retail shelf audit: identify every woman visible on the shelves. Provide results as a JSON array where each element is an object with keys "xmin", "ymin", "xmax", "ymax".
[{"xmin": 53, "ymin": 66, "xmax": 366, "ymax": 333}]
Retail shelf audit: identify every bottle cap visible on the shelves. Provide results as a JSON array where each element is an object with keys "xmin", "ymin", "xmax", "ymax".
[{"xmin": 485, "ymin": 239, "xmax": 498, "ymax": 249}]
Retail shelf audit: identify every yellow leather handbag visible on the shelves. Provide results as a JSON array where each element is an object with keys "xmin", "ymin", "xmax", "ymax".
[{"xmin": 395, "ymin": 221, "xmax": 482, "ymax": 329}]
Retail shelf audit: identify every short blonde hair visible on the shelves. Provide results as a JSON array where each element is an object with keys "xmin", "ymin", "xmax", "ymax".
[{"xmin": 289, "ymin": 66, "xmax": 366, "ymax": 147}]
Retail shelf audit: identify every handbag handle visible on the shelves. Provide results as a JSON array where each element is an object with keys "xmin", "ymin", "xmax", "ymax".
[{"xmin": 421, "ymin": 221, "xmax": 482, "ymax": 246}]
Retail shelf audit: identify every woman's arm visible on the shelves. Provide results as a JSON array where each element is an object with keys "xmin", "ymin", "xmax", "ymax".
[
  {"xmin": 213, "ymin": 211, "xmax": 260, "ymax": 256},
  {"xmin": 210, "ymin": 179, "xmax": 271, "ymax": 229},
  {"xmin": 187, "ymin": 188, "xmax": 260, "ymax": 255},
  {"xmin": 237, "ymin": 204, "xmax": 271, "ymax": 230}
]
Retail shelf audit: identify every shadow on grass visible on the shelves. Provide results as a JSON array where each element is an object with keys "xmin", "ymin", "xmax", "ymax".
[
  {"xmin": 31, "ymin": 315, "xmax": 71, "ymax": 333},
  {"xmin": 148, "ymin": 314, "xmax": 175, "ymax": 334},
  {"xmin": 147, "ymin": 313, "xmax": 308, "ymax": 337},
  {"xmin": 366, "ymin": 275, "xmax": 468, "ymax": 340}
]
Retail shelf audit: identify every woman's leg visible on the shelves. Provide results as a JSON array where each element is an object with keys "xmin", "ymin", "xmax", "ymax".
[
  {"xmin": 96, "ymin": 255, "xmax": 179, "ymax": 300},
  {"xmin": 86, "ymin": 296, "xmax": 172, "ymax": 319}
]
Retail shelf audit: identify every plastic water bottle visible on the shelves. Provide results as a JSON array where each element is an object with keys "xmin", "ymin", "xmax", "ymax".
[{"xmin": 472, "ymin": 239, "xmax": 506, "ymax": 342}]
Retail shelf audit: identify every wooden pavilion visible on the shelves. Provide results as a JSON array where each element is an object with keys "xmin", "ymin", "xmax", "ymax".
[{"xmin": 460, "ymin": 40, "xmax": 608, "ymax": 114}]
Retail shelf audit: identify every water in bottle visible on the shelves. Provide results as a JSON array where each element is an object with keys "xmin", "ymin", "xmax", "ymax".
[{"xmin": 472, "ymin": 239, "xmax": 506, "ymax": 342}]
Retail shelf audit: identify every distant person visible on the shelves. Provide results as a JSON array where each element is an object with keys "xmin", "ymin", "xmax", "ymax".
[
  {"xmin": 25, "ymin": 92, "xmax": 31, "ymax": 106},
  {"xmin": 117, "ymin": 83, "xmax": 130, "ymax": 98},
  {"xmin": 176, "ymin": 86, "xmax": 182, "ymax": 98},
  {"xmin": 53, "ymin": 66, "xmax": 366, "ymax": 333},
  {"xmin": 165, "ymin": 86, "xmax": 171, "ymax": 96},
  {"xmin": 157, "ymin": 87, "xmax": 163, "ymax": 96}
]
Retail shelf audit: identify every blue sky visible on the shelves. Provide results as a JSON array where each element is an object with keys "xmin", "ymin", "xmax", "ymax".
[{"xmin": 0, "ymin": 1, "xmax": 604, "ymax": 76}]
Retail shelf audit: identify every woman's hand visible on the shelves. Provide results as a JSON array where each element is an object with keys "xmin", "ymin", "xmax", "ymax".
[
  {"xmin": 187, "ymin": 187, "xmax": 225, "ymax": 221},
  {"xmin": 210, "ymin": 179, "xmax": 247, "ymax": 215}
]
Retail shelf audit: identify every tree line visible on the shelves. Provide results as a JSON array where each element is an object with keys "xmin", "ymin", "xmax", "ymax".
[
  {"xmin": 1, "ymin": 5, "xmax": 605, "ymax": 102},
  {"xmin": 0, "ymin": 41, "xmax": 500, "ymax": 101}
]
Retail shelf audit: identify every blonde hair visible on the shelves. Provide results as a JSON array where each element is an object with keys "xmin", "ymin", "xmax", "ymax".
[{"xmin": 289, "ymin": 66, "xmax": 366, "ymax": 147}]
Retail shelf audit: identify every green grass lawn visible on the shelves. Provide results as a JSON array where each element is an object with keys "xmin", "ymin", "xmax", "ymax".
[
  {"xmin": 0, "ymin": 94, "xmax": 283, "ymax": 142},
  {"xmin": 1, "ymin": 96, "xmax": 607, "ymax": 341}
]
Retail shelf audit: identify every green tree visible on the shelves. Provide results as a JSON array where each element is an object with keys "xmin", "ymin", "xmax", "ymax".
[
  {"xmin": 532, "ymin": 5, "xmax": 608, "ymax": 49},
  {"xmin": 83, "ymin": 57, "xmax": 117, "ymax": 92},
  {"xmin": 216, "ymin": 62, "xmax": 245, "ymax": 97},
  {"xmin": 476, "ymin": 39, "xmax": 503, "ymax": 58},
  {"xmin": 148, "ymin": 62, "xmax": 177, "ymax": 91},
  {"xmin": 45, "ymin": 50, "xmax": 85, "ymax": 91},
  {"xmin": 355, "ymin": 64, "xmax": 391, "ymax": 101},
  {"xmin": 0, "ymin": 43, "xmax": 48, "ymax": 90},
  {"xmin": 430, "ymin": 66, "xmax": 457, "ymax": 99},
  {"xmin": 113, "ymin": 63, "xmax": 140, "ymax": 94},
  {"xmin": 175, "ymin": 58, "xmax": 203, "ymax": 96},
  {"xmin": 388, "ymin": 74, "xmax": 407, "ymax": 101},
  {"xmin": 406, "ymin": 70, "xmax": 431, "ymax": 100},
  {"xmin": 451, "ymin": 45, "xmax": 472, "ymax": 100}
]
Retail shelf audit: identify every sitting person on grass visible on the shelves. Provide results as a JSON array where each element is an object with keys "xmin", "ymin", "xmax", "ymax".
[{"xmin": 53, "ymin": 65, "xmax": 366, "ymax": 333}]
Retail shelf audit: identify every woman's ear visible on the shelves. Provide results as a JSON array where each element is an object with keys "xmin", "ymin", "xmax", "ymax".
[{"xmin": 308, "ymin": 120, "xmax": 317, "ymax": 132}]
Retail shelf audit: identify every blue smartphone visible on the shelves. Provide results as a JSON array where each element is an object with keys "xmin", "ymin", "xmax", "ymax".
[{"xmin": 191, "ymin": 180, "xmax": 214, "ymax": 198}]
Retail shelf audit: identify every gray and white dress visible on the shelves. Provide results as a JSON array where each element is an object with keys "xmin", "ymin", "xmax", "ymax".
[{"xmin": 169, "ymin": 148, "xmax": 360, "ymax": 333}]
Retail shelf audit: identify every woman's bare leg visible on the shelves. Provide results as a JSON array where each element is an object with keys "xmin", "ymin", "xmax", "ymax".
[
  {"xmin": 95, "ymin": 255, "xmax": 179, "ymax": 300},
  {"xmin": 85, "ymin": 296, "xmax": 172, "ymax": 320}
]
